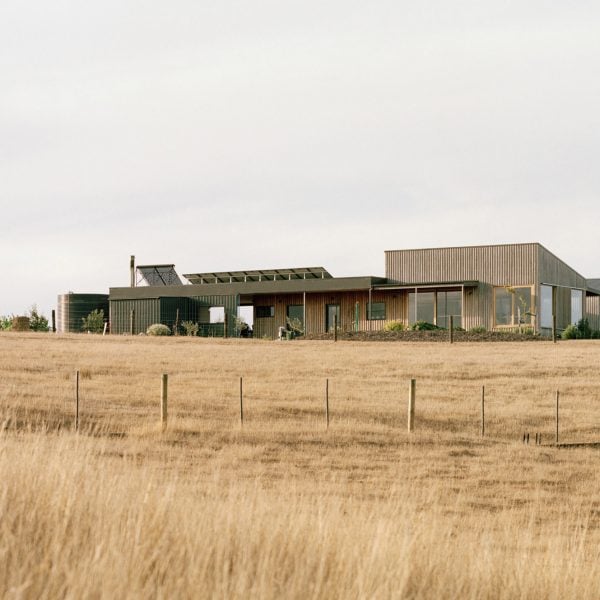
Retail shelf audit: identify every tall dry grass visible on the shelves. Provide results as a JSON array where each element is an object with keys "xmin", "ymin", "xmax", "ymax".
[{"xmin": 2, "ymin": 332, "xmax": 600, "ymax": 598}]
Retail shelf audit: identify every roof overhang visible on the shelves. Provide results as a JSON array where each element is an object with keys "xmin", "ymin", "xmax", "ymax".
[
  {"xmin": 374, "ymin": 280, "xmax": 479, "ymax": 291},
  {"xmin": 110, "ymin": 275, "xmax": 388, "ymax": 300}
]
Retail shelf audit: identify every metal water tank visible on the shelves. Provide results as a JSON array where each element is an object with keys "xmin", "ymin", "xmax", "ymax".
[{"xmin": 57, "ymin": 293, "xmax": 109, "ymax": 333}]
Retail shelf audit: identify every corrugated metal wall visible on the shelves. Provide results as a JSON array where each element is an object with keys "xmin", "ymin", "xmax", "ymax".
[
  {"xmin": 110, "ymin": 295, "xmax": 239, "ymax": 336},
  {"xmin": 110, "ymin": 298, "xmax": 160, "ymax": 334}
]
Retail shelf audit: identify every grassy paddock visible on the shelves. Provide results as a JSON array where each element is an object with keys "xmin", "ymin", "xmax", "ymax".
[{"xmin": 1, "ymin": 333, "xmax": 600, "ymax": 598}]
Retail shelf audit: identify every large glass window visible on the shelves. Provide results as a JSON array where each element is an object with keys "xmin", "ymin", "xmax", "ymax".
[
  {"xmin": 571, "ymin": 289, "xmax": 583, "ymax": 324},
  {"xmin": 540, "ymin": 285, "xmax": 553, "ymax": 328},
  {"xmin": 417, "ymin": 292, "xmax": 434, "ymax": 324},
  {"xmin": 437, "ymin": 291, "xmax": 462, "ymax": 329},
  {"xmin": 494, "ymin": 288, "xmax": 512, "ymax": 325},
  {"xmin": 408, "ymin": 290, "xmax": 461, "ymax": 327},
  {"xmin": 494, "ymin": 287, "xmax": 533, "ymax": 326}
]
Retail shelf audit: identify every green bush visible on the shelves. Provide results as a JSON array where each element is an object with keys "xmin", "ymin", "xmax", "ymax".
[
  {"xmin": 592, "ymin": 329, "xmax": 600, "ymax": 339},
  {"xmin": 147, "ymin": 324, "xmax": 171, "ymax": 336},
  {"xmin": 561, "ymin": 324, "xmax": 579, "ymax": 340},
  {"xmin": 28, "ymin": 305, "xmax": 49, "ymax": 332},
  {"xmin": 0, "ymin": 315, "xmax": 13, "ymax": 331},
  {"xmin": 469, "ymin": 326, "xmax": 487, "ymax": 334},
  {"xmin": 383, "ymin": 320, "xmax": 405, "ymax": 332},
  {"xmin": 181, "ymin": 321, "xmax": 199, "ymax": 336},
  {"xmin": 82, "ymin": 309, "xmax": 105, "ymax": 333},
  {"xmin": 410, "ymin": 321, "xmax": 440, "ymax": 331},
  {"xmin": 562, "ymin": 319, "xmax": 597, "ymax": 340}
]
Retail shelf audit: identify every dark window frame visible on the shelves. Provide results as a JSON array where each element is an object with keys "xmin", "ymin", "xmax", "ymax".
[
  {"xmin": 367, "ymin": 301, "xmax": 386, "ymax": 321},
  {"xmin": 256, "ymin": 306, "xmax": 275, "ymax": 318}
]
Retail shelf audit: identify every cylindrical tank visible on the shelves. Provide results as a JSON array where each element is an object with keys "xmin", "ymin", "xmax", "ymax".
[{"xmin": 57, "ymin": 293, "xmax": 110, "ymax": 333}]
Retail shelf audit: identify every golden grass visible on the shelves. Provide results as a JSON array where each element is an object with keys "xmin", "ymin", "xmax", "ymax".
[{"xmin": 2, "ymin": 332, "xmax": 600, "ymax": 598}]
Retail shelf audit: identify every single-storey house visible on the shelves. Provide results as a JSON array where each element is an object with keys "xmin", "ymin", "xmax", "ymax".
[{"xmin": 105, "ymin": 243, "xmax": 600, "ymax": 338}]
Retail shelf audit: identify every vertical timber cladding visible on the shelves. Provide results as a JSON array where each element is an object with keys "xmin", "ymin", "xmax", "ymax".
[
  {"xmin": 385, "ymin": 243, "xmax": 540, "ymax": 331},
  {"xmin": 537, "ymin": 245, "xmax": 589, "ymax": 331},
  {"xmin": 587, "ymin": 296, "xmax": 600, "ymax": 330},
  {"xmin": 253, "ymin": 292, "xmax": 405, "ymax": 337}
]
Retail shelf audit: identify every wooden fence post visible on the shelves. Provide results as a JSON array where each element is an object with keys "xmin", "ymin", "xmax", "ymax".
[
  {"xmin": 555, "ymin": 390, "xmax": 559, "ymax": 444},
  {"xmin": 325, "ymin": 378, "xmax": 330, "ymax": 429},
  {"xmin": 334, "ymin": 314, "xmax": 338, "ymax": 342},
  {"xmin": 481, "ymin": 385, "xmax": 485, "ymax": 437},
  {"xmin": 240, "ymin": 377, "xmax": 243, "ymax": 426},
  {"xmin": 174, "ymin": 308, "xmax": 180, "ymax": 336},
  {"xmin": 52, "ymin": 309, "xmax": 56, "ymax": 333},
  {"xmin": 408, "ymin": 379, "xmax": 416, "ymax": 432},
  {"xmin": 130, "ymin": 309, "xmax": 135, "ymax": 336},
  {"xmin": 75, "ymin": 370, "xmax": 80, "ymax": 432},
  {"xmin": 161, "ymin": 374, "xmax": 168, "ymax": 430},
  {"xmin": 449, "ymin": 315, "xmax": 454, "ymax": 344},
  {"xmin": 224, "ymin": 312, "xmax": 228, "ymax": 339},
  {"xmin": 552, "ymin": 314, "xmax": 557, "ymax": 343}
]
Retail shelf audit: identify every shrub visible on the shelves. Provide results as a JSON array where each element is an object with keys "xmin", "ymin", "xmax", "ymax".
[
  {"xmin": 28, "ymin": 305, "xmax": 49, "ymax": 332},
  {"xmin": 181, "ymin": 321, "xmax": 199, "ymax": 337},
  {"xmin": 286, "ymin": 317, "xmax": 304, "ymax": 336},
  {"xmin": 82, "ymin": 309, "xmax": 105, "ymax": 333},
  {"xmin": 561, "ymin": 324, "xmax": 579, "ymax": 340},
  {"xmin": 562, "ymin": 319, "xmax": 596, "ymax": 340},
  {"xmin": 384, "ymin": 320, "xmax": 405, "ymax": 332},
  {"xmin": 577, "ymin": 318, "xmax": 592, "ymax": 339},
  {"xmin": 592, "ymin": 329, "xmax": 600, "ymax": 339},
  {"xmin": 0, "ymin": 315, "xmax": 13, "ymax": 331},
  {"xmin": 410, "ymin": 321, "xmax": 440, "ymax": 331},
  {"xmin": 469, "ymin": 326, "xmax": 486, "ymax": 334},
  {"xmin": 146, "ymin": 324, "xmax": 171, "ymax": 336}
]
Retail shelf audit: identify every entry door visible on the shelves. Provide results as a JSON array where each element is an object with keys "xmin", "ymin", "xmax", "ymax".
[{"xmin": 326, "ymin": 304, "xmax": 340, "ymax": 332}]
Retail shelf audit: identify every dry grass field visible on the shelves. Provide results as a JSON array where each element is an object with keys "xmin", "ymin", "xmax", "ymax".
[{"xmin": 2, "ymin": 332, "xmax": 600, "ymax": 599}]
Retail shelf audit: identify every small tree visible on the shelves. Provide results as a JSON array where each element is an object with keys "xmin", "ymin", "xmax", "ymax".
[
  {"xmin": 235, "ymin": 316, "xmax": 251, "ymax": 338},
  {"xmin": 286, "ymin": 317, "xmax": 304, "ymax": 336},
  {"xmin": 82, "ymin": 309, "xmax": 105, "ymax": 333},
  {"xmin": 0, "ymin": 315, "xmax": 13, "ymax": 330},
  {"xmin": 181, "ymin": 320, "xmax": 199, "ymax": 336},
  {"xmin": 28, "ymin": 305, "xmax": 49, "ymax": 332}
]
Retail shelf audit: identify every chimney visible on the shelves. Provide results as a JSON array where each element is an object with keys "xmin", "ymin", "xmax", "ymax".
[{"xmin": 130, "ymin": 255, "xmax": 135, "ymax": 287}]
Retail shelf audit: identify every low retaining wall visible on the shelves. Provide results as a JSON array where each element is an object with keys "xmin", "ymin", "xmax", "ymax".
[{"xmin": 303, "ymin": 330, "xmax": 546, "ymax": 342}]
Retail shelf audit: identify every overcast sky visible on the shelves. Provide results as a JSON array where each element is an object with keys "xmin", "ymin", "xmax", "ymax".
[{"xmin": 2, "ymin": 1, "xmax": 599, "ymax": 316}]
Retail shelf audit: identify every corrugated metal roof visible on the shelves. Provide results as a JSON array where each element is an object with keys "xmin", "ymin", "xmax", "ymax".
[{"xmin": 587, "ymin": 279, "xmax": 600, "ymax": 295}]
